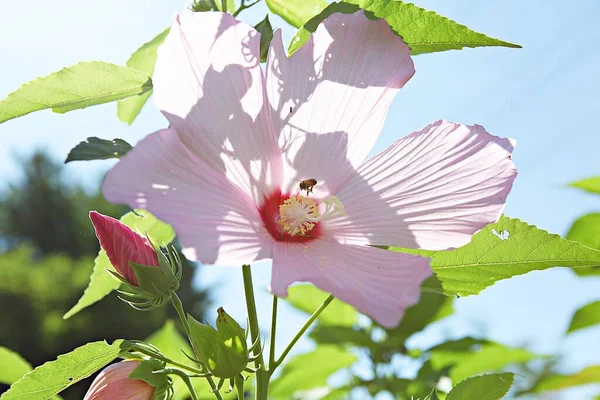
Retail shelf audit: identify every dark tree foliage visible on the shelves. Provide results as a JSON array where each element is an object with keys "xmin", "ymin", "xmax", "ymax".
[{"xmin": 0, "ymin": 151, "xmax": 210, "ymax": 399}]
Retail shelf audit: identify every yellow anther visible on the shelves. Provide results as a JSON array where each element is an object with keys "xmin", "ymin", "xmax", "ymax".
[{"xmin": 278, "ymin": 195, "xmax": 319, "ymax": 236}]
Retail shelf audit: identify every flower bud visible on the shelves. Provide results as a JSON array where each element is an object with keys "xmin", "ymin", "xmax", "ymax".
[
  {"xmin": 89, "ymin": 211, "xmax": 158, "ymax": 286},
  {"xmin": 187, "ymin": 308, "xmax": 251, "ymax": 379},
  {"xmin": 84, "ymin": 361, "xmax": 154, "ymax": 400},
  {"xmin": 90, "ymin": 211, "xmax": 182, "ymax": 310}
]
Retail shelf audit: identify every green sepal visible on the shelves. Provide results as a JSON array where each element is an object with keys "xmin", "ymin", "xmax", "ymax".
[
  {"xmin": 130, "ymin": 262, "xmax": 172, "ymax": 296},
  {"xmin": 187, "ymin": 309, "xmax": 249, "ymax": 379},
  {"xmin": 254, "ymin": 16, "xmax": 274, "ymax": 62},
  {"xmin": 129, "ymin": 359, "xmax": 172, "ymax": 400}
]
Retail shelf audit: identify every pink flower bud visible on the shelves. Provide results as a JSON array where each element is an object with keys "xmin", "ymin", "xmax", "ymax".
[
  {"xmin": 89, "ymin": 211, "xmax": 159, "ymax": 286},
  {"xmin": 84, "ymin": 361, "xmax": 154, "ymax": 400}
]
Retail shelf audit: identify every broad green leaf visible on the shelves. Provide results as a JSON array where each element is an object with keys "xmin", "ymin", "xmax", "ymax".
[
  {"xmin": 567, "ymin": 301, "xmax": 600, "ymax": 334},
  {"xmin": 529, "ymin": 365, "xmax": 600, "ymax": 393},
  {"xmin": 63, "ymin": 210, "xmax": 175, "ymax": 319},
  {"xmin": 569, "ymin": 176, "xmax": 600, "ymax": 194},
  {"xmin": 255, "ymin": 16, "xmax": 274, "ymax": 63},
  {"xmin": 289, "ymin": 1, "xmax": 520, "ymax": 55},
  {"xmin": 429, "ymin": 342, "xmax": 539, "ymax": 382},
  {"xmin": 64, "ymin": 137, "xmax": 132, "ymax": 163},
  {"xmin": 390, "ymin": 216, "xmax": 600, "ymax": 296},
  {"xmin": 566, "ymin": 213, "xmax": 600, "ymax": 276},
  {"xmin": 285, "ymin": 284, "xmax": 357, "ymax": 326},
  {"xmin": 0, "ymin": 62, "xmax": 152, "ymax": 124},
  {"xmin": 269, "ymin": 346, "xmax": 357, "ymax": 398},
  {"xmin": 309, "ymin": 325, "xmax": 374, "ymax": 348},
  {"xmin": 266, "ymin": 0, "xmax": 328, "ymax": 28},
  {"xmin": 446, "ymin": 373, "xmax": 514, "ymax": 400},
  {"xmin": 118, "ymin": 28, "xmax": 170, "ymax": 125},
  {"xmin": 382, "ymin": 277, "xmax": 453, "ymax": 348},
  {"xmin": 0, "ymin": 347, "xmax": 32, "ymax": 385},
  {"xmin": 2, "ymin": 340, "xmax": 129, "ymax": 400}
]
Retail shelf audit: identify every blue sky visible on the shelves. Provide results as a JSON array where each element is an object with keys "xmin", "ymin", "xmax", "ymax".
[{"xmin": 1, "ymin": 0, "xmax": 599, "ymax": 398}]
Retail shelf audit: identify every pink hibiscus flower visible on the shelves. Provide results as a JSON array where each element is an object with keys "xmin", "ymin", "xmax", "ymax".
[
  {"xmin": 84, "ymin": 361, "xmax": 154, "ymax": 400},
  {"xmin": 103, "ymin": 10, "xmax": 516, "ymax": 327}
]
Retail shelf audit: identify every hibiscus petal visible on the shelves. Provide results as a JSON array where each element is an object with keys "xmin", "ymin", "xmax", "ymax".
[
  {"xmin": 102, "ymin": 128, "xmax": 274, "ymax": 266},
  {"xmin": 329, "ymin": 120, "xmax": 517, "ymax": 250},
  {"xmin": 271, "ymin": 239, "xmax": 431, "ymax": 328},
  {"xmin": 265, "ymin": 11, "xmax": 414, "ymax": 197},
  {"xmin": 153, "ymin": 11, "xmax": 282, "ymax": 202}
]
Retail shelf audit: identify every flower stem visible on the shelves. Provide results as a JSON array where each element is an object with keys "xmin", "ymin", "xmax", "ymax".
[
  {"xmin": 232, "ymin": 0, "xmax": 261, "ymax": 17},
  {"xmin": 170, "ymin": 292, "xmax": 223, "ymax": 400},
  {"xmin": 268, "ymin": 295, "xmax": 278, "ymax": 369},
  {"xmin": 130, "ymin": 345, "xmax": 205, "ymax": 375},
  {"xmin": 241, "ymin": 265, "xmax": 268, "ymax": 400},
  {"xmin": 270, "ymin": 294, "xmax": 335, "ymax": 374},
  {"xmin": 163, "ymin": 368, "xmax": 199, "ymax": 400},
  {"xmin": 235, "ymin": 375, "xmax": 245, "ymax": 400},
  {"xmin": 221, "ymin": 0, "xmax": 227, "ymax": 12}
]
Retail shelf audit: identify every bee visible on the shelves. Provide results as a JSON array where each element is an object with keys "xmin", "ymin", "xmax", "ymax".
[{"xmin": 299, "ymin": 179, "xmax": 317, "ymax": 195}]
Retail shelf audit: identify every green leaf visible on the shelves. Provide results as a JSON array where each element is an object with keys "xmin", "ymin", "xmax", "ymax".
[
  {"xmin": 446, "ymin": 373, "xmax": 514, "ymax": 400},
  {"xmin": 429, "ymin": 342, "xmax": 539, "ymax": 382},
  {"xmin": 0, "ymin": 347, "xmax": 32, "ymax": 385},
  {"xmin": 64, "ymin": 137, "xmax": 132, "ymax": 163},
  {"xmin": 269, "ymin": 346, "xmax": 357, "ymax": 398},
  {"xmin": 389, "ymin": 216, "xmax": 600, "ymax": 296},
  {"xmin": 569, "ymin": 176, "xmax": 600, "ymax": 195},
  {"xmin": 566, "ymin": 213, "xmax": 600, "ymax": 276},
  {"xmin": 529, "ymin": 365, "xmax": 600, "ymax": 393},
  {"xmin": 254, "ymin": 16, "xmax": 274, "ymax": 63},
  {"xmin": 63, "ymin": 210, "xmax": 175, "ymax": 319},
  {"xmin": 383, "ymin": 276, "xmax": 453, "ymax": 348},
  {"xmin": 567, "ymin": 301, "xmax": 600, "ymax": 334},
  {"xmin": 289, "ymin": 1, "xmax": 521, "ymax": 55},
  {"xmin": 266, "ymin": 0, "xmax": 328, "ymax": 28},
  {"xmin": 285, "ymin": 284, "xmax": 357, "ymax": 326},
  {"xmin": 117, "ymin": 28, "xmax": 170, "ymax": 125},
  {"xmin": 0, "ymin": 62, "xmax": 152, "ymax": 125},
  {"xmin": 2, "ymin": 340, "xmax": 129, "ymax": 400},
  {"xmin": 129, "ymin": 359, "xmax": 169, "ymax": 390},
  {"xmin": 309, "ymin": 325, "xmax": 374, "ymax": 348}
]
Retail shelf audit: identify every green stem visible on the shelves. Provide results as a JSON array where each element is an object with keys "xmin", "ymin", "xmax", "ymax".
[
  {"xmin": 268, "ymin": 295, "xmax": 278, "ymax": 369},
  {"xmin": 270, "ymin": 295, "xmax": 335, "ymax": 374},
  {"xmin": 242, "ymin": 265, "xmax": 268, "ymax": 400},
  {"xmin": 163, "ymin": 368, "xmax": 199, "ymax": 400},
  {"xmin": 232, "ymin": 0, "xmax": 261, "ymax": 16},
  {"xmin": 221, "ymin": 0, "xmax": 227, "ymax": 12},
  {"xmin": 170, "ymin": 292, "xmax": 223, "ymax": 400},
  {"xmin": 130, "ymin": 345, "xmax": 205, "ymax": 375},
  {"xmin": 235, "ymin": 375, "xmax": 245, "ymax": 400}
]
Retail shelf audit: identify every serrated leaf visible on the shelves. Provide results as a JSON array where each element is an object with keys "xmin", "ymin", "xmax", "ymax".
[
  {"xmin": 566, "ymin": 213, "xmax": 600, "ymax": 276},
  {"xmin": 1, "ymin": 340, "xmax": 129, "ymax": 400},
  {"xmin": 285, "ymin": 284, "xmax": 356, "ymax": 326},
  {"xmin": 269, "ymin": 346, "xmax": 356, "ymax": 398},
  {"xmin": 254, "ymin": 16, "xmax": 274, "ymax": 63},
  {"xmin": 567, "ymin": 301, "xmax": 600, "ymax": 334},
  {"xmin": 0, "ymin": 62, "xmax": 152, "ymax": 124},
  {"xmin": 266, "ymin": 0, "xmax": 328, "ymax": 28},
  {"xmin": 429, "ymin": 342, "xmax": 540, "ymax": 382},
  {"xmin": 63, "ymin": 210, "xmax": 175, "ymax": 319},
  {"xmin": 446, "ymin": 373, "xmax": 514, "ymax": 400},
  {"xmin": 569, "ymin": 176, "xmax": 600, "ymax": 194},
  {"xmin": 528, "ymin": 365, "xmax": 600, "ymax": 393},
  {"xmin": 0, "ymin": 347, "xmax": 32, "ymax": 385},
  {"xmin": 389, "ymin": 216, "xmax": 600, "ymax": 296},
  {"xmin": 64, "ymin": 137, "xmax": 132, "ymax": 163},
  {"xmin": 289, "ymin": 1, "xmax": 520, "ymax": 55},
  {"xmin": 117, "ymin": 28, "xmax": 169, "ymax": 125}
]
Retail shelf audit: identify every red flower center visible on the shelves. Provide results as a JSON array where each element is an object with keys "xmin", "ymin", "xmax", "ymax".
[{"xmin": 258, "ymin": 190, "xmax": 322, "ymax": 242}]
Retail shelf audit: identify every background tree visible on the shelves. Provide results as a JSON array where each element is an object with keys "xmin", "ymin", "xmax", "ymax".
[{"xmin": 0, "ymin": 151, "xmax": 210, "ymax": 399}]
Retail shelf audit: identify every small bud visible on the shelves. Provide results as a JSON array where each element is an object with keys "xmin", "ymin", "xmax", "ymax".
[
  {"xmin": 187, "ymin": 308, "xmax": 250, "ymax": 379},
  {"xmin": 89, "ymin": 211, "xmax": 158, "ymax": 286},
  {"xmin": 84, "ymin": 361, "xmax": 154, "ymax": 400},
  {"xmin": 90, "ymin": 211, "xmax": 182, "ymax": 310}
]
